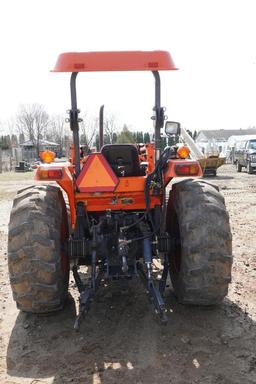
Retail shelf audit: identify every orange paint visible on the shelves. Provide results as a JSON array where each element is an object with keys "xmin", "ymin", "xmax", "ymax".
[
  {"xmin": 52, "ymin": 51, "xmax": 178, "ymax": 72},
  {"xmin": 163, "ymin": 159, "xmax": 203, "ymax": 185},
  {"xmin": 36, "ymin": 164, "xmax": 76, "ymax": 229},
  {"xmin": 35, "ymin": 156, "xmax": 202, "ymax": 229},
  {"xmin": 74, "ymin": 192, "xmax": 161, "ymax": 212},
  {"xmin": 146, "ymin": 143, "xmax": 155, "ymax": 173}
]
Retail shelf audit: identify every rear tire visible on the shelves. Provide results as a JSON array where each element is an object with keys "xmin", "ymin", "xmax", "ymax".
[
  {"xmin": 246, "ymin": 161, "xmax": 253, "ymax": 174},
  {"xmin": 8, "ymin": 185, "xmax": 69, "ymax": 313},
  {"xmin": 236, "ymin": 161, "xmax": 242, "ymax": 172},
  {"xmin": 166, "ymin": 179, "xmax": 232, "ymax": 305}
]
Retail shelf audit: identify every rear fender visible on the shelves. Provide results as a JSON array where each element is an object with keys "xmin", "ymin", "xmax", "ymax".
[
  {"xmin": 163, "ymin": 159, "xmax": 203, "ymax": 186},
  {"xmin": 35, "ymin": 163, "xmax": 76, "ymax": 228}
]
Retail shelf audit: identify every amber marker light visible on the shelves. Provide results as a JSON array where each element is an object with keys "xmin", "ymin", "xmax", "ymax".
[
  {"xmin": 177, "ymin": 146, "xmax": 190, "ymax": 159},
  {"xmin": 40, "ymin": 150, "xmax": 56, "ymax": 163}
]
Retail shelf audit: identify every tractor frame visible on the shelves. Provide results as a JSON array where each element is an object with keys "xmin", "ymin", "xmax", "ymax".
[{"xmin": 9, "ymin": 52, "xmax": 234, "ymax": 332}]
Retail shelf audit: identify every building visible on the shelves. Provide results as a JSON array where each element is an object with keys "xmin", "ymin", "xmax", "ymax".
[
  {"xmin": 20, "ymin": 139, "xmax": 60, "ymax": 161},
  {"xmin": 195, "ymin": 128, "xmax": 256, "ymax": 155}
]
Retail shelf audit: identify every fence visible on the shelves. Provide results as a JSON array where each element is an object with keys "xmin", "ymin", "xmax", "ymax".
[
  {"xmin": 0, "ymin": 146, "xmax": 69, "ymax": 173},
  {"xmin": 0, "ymin": 148, "xmax": 23, "ymax": 173},
  {"xmin": 0, "ymin": 149, "xmax": 12, "ymax": 172}
]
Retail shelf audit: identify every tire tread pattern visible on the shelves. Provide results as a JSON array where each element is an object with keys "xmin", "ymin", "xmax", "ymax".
[
  {"xmin": 166, "ymin": 179, "xmax": 233, "ymax": 305},
  {"xmin": 8, "ymin": 185, "xmax": 69, "ymax": 313}
]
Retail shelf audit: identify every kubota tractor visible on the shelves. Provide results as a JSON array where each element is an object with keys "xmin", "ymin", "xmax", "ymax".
[{"xmin": 8, "ymin": 51, "xmax": 232, "ymax": 329}]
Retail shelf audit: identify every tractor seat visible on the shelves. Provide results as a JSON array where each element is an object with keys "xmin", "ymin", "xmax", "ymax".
[{"xmin": 101, "ymin": 144, "xmax": 144, "ymax": 177}]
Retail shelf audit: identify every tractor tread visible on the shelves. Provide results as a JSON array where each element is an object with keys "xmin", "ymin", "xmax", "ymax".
[
  {"xmin": 166, "ymin": 179, "xmax": 233, "ymax": 305},
  {"xmin": 8, "ymin": 184, "xmax": 69, "ymax": 314}
]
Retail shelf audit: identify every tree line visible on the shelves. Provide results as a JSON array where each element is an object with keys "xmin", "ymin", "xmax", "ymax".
[{"xmin": 0, "ymin": 103, "xmax": 194, "ymax": 155}]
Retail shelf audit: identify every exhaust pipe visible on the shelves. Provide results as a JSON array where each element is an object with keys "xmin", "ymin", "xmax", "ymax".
[{"xmin": 99, "ymin": 105, "xmax": 104, "ymax": 149}]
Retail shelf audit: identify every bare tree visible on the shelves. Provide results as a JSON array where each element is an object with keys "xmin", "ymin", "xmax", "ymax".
[
  {"xmin": 0, "ymin": 120, "xmax": 4, "ymax": 135},
  {"xmin": 34, "ymin": 106, "xmax": 49, "ymax": 156},
  {"xmin": 16, "ymin": 104, "xmax": 49, "ymax": 157},
  {"xmin": 6, "ymin": 117, "xmax": 16, "ymax": 136},
  {"xmin": 79, "ymin": 113, "xmax": 98, "ymax": 153},
  {"xmin": 104, "ymin": 114, "xmax": 118, "ymax": 144},
  {"xmin": 16, "ymin": 104, "xmax": 35, "ymax": 140},
  {"xmin": 19, "ymin": 132, "xmax": 25, "ymax": 144},
  {"xmin": 47, "ymin": 114, "xmax": 69, "ymax": 156}
]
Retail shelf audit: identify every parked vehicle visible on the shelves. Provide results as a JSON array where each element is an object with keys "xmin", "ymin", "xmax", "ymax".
[
  {"xmin": 234, "ymin": 138, "xmax": 256, "ymax": 173},
  {"xmin": 180, "ymin": 128, "xmax": 226, "ymax": 177}
]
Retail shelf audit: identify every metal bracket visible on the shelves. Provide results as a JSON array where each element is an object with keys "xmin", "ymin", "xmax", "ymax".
[
  {"xmin": 159, "ymin": 253, "xmax": 169, "ymax": 295},
  {"xmin": 137, "ymin": 263, "xmax": 167, "ymax": 323},
  {"xmin": 72, "ymin": 264, "xmax": 104, "ymax": 331}
]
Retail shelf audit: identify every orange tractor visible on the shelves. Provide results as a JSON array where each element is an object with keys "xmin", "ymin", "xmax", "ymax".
[{"xmin": 8, "ymin": 51, "xmax": 232, "ymax": 329}]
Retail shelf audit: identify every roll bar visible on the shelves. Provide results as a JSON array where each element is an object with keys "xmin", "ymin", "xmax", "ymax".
[{"xmin": 68, "ymin": 71, "xmax": 165, "ymax": 175}]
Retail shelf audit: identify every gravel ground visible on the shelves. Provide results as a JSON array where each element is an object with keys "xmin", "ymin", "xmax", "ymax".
[{"xmin": 0, "ymin": 164, "xmax": 256, "ymax": 384}]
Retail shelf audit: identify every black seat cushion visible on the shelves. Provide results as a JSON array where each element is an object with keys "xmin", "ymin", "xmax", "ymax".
[{"xmin": 101, "ymin": 144, "xmax": 142, "ymax": 177}]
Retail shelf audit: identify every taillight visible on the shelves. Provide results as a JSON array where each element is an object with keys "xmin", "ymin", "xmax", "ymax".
[
  {"xmin": 175, "ymin": 164, "xmax": 200, "ymax": 176},
  {"xmin": 38, "ymin": 168, "xmax": 63, "ymax": 180}
]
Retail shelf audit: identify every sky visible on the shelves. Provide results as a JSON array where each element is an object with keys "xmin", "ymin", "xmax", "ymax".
[{"xmin": 1, "ymin": 0, "xmax": 256, "ymax": 135}]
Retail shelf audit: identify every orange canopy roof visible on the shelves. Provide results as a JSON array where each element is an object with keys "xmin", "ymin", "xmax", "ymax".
[{"xmin": 52, "ymin": 51, "xmax": 177, "ymax": 72}]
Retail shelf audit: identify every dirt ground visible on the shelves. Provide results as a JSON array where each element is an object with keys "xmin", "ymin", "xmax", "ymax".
[{"xmin": 0, "ymin": 164, "xmax": 256, "ymax": 384}]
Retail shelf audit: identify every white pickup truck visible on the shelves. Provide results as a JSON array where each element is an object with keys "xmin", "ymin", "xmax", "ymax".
[{"xmin": 235, "ymin": 138, "xmax": 256, "ymax": 174}]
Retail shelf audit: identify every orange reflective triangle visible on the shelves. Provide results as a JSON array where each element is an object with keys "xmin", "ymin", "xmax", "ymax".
[{"xmin": 76, "ymin": 153, "xmax": 119, "ymax": 192}]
